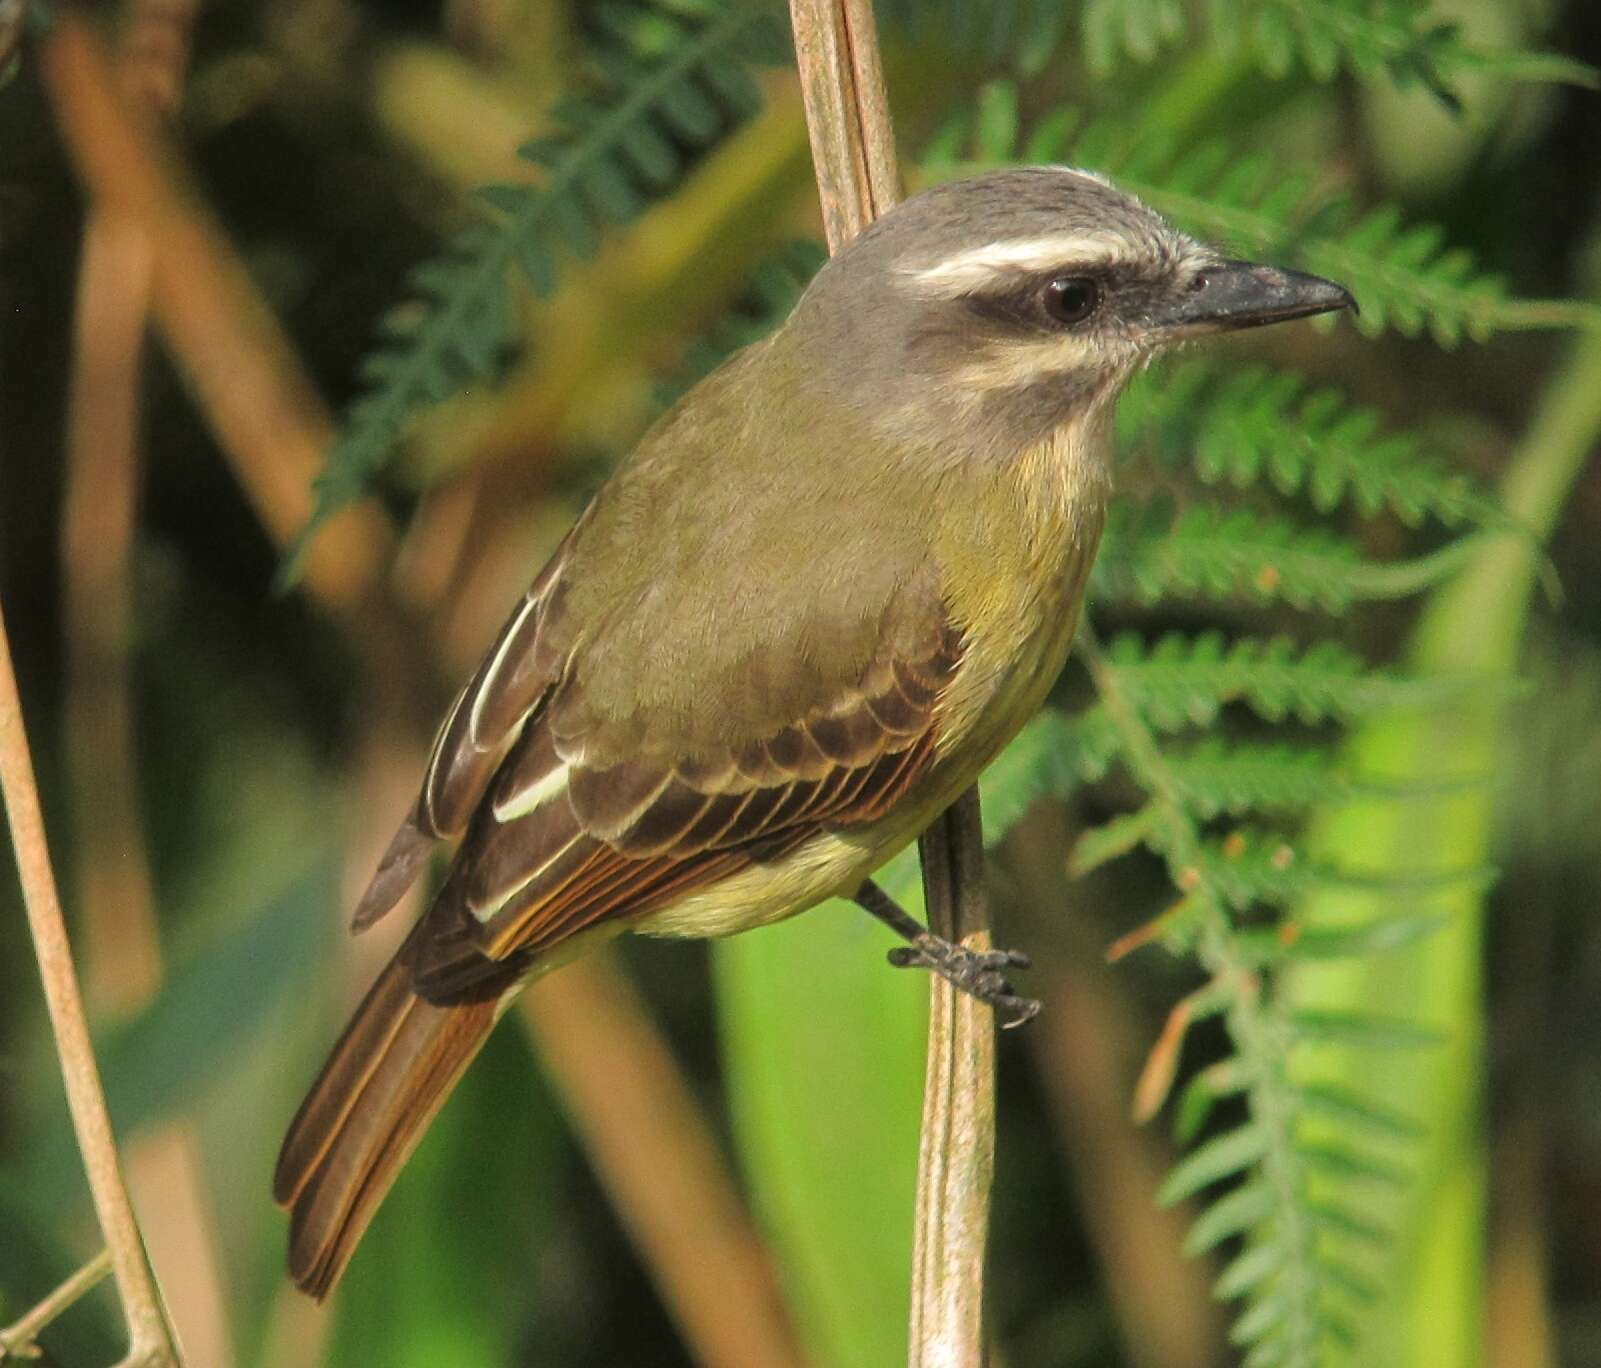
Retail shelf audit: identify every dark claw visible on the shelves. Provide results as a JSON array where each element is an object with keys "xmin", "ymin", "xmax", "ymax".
[
  {"xmin": 997, "ymin": 995, "xmax": 1042, "ymax": 1029},
  {"xmin": 884, "ymin": 935, "xmax": 1040, "ymax": 1027}
]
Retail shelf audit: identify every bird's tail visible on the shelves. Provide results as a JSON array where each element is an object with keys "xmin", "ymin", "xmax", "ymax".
[{"xmin": 272, "ymin": 930, "xmax": 504, "ymax": 1299}]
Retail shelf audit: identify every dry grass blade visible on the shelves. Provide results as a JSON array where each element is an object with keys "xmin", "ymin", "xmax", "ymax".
[
  {"xmin": 0, "ymin": 598, "xmax": 180, "ymax": 1366},
  {"xmin": 60, "ymin": 1, "xmax": 236, "ymax": 1358},
  {"xmin": 786, "ymin": 2, "xmax": 996, "ymax": 1363}
]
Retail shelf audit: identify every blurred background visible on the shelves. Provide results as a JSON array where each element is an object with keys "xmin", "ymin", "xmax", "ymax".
[{"xmin": 2, "ymin": 0, "xmax": 1600, "ymax": 1364}]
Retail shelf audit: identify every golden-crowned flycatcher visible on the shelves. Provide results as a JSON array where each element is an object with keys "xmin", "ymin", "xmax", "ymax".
[{"xmin": 275, "ymin": 167, "xmax": 1353, "ymax": 1296}]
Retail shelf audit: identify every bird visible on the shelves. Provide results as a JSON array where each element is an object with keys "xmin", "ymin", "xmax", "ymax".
[{"xmin": 274, "ymin": 165, "xmax": 1354, "ymax": 1298}]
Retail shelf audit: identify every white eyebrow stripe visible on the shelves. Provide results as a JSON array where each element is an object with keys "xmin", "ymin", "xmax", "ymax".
[{"xmin": 904, "ymin": 233, "xmax": 1125, "ymax": 294}]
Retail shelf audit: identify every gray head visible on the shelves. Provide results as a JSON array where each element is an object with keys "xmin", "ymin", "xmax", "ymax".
[{"xmin": 784, "ymin": 167, "xmax": 1352, "ymax": 458}]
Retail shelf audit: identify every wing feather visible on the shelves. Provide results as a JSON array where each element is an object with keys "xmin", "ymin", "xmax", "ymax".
[
  {"xmin": 348, "ymin": 531, "xmax": 578, "ymax": 933},
  {"xmin": 402, "ymin": 596, "xmax": 961, "ymax": 999}
]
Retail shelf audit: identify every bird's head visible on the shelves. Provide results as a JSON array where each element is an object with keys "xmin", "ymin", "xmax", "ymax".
[{"xmin": 784, "ymin": 167, "xmax": 1354, "ymax": 460}]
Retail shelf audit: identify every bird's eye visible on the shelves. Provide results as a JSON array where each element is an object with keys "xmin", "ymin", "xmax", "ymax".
[{"xmin": 1041, "ymin": 276, "xmax": 1100, "ymax": 325}]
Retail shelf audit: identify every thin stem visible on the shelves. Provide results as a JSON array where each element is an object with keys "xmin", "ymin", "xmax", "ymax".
[
  {"xmin": 0, "ymin": 1249, "xmax": 114, "ymax": 1361},
  {"xmin": 0, "ymin": 599, "xmax": 179, "ymax": 1365},
  {"xmin": 910, "ymin": 792, "xmax": 996, "ymax": 1365},
  {"xmin": 786, "ymin": 2, "xmax": 995, "ymax": 1363}
]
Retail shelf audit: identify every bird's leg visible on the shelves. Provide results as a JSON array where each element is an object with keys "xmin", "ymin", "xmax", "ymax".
[{"xmin": 853, "ymin": 880, "xmax": 1040, "ymax": 1027}]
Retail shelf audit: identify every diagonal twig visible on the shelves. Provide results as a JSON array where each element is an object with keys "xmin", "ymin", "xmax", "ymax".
[
  {"xmin": 0, "ymin": 1249, "xmax": 114, "ymax": 1362},
  {"xmin": 786, "ymin": 2, "xmax": 996, "ymax": 1363},
  {"xmin": 0, "ymin": 600, "xmax": 179, "ymax": 1367}
]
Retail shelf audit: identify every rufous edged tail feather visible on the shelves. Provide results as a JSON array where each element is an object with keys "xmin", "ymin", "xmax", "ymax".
[{"xmin": 271, "ymin": 927, "xmax": 508, "ymax": 1299}]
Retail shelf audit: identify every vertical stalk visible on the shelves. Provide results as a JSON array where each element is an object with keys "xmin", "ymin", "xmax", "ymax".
[
  {"xmin": 787, "ymin": 2, "xmax": 995, "ymax": 1362},
  {"xmin": 0, "ymin": 594, "xmax": 180, "ymax": 1366},
  {"xmin": 910, "ymin": 792, "xmax": 996, "ymax": 1365}
]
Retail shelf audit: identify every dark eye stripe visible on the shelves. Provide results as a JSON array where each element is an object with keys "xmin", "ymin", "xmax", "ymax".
[{"xmin": 959, "ymin": 266, "xmax": 1121, "ymax": 332}]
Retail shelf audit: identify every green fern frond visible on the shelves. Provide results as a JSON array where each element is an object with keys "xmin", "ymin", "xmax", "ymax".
[
  {"xmin": 281, "ymin": 0, "xmax": 783, "ymax": 581},
  {"xmin": 876, "ymin": 0, "xmax": 1075, "ymax": 77},
  {"xmin": 1073, "ymin": 619, "xmax": 1463, "ymax": 1362},
  {"xmin": 1094, "ymin": 498, "xmax": 1481, "ymax": 612},
  {"xmin": 1166, "ymin": 740, "xmax": 1343, "ymax": 817},
  {"xmin": 1079, "ymin": 0, "xmax": 1596, "ymax": 99},
  {"xmin": 1102, "ymin": 630, "xmax": 1474, "ymax": 730},
  {"xmin": 1118, "ymin": 360, "xmax": 1502, "ymax": 528}
]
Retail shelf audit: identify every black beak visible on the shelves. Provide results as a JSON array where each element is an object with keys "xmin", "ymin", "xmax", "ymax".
[{"xmin": 1147, "ymin": 260, "xmax": 1356, "ymax": 336}]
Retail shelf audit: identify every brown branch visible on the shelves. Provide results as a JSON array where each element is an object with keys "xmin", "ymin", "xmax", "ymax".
[
  {"xmin": 788, "ymin": 0, "xmax": 898, "ymax": 250},
  {"xmin": 786, "ymin": 3, "xmax": 995, "ymax": 1363},
  {"xmin": 0, "ymin": 599, "xmax": 178, "ymax": 1366}
]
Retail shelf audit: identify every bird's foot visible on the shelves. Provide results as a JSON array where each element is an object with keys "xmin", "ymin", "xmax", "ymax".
[{"xmin": 886, "ymin": 935, "xmax": 1040, "ymax": 1028}]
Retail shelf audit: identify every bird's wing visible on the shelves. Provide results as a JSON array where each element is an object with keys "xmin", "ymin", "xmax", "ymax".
[
  {"xmin": 348, "ymin": 527, "xmax": 581, "ymax": 933},
  {"xmin": 349, "ymin": 542, "xmax": 961, "ymax": 997}
]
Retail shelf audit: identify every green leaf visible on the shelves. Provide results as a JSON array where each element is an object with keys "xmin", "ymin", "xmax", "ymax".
[
  {"xmin": 1120, "ymin": 358, "xmax": 1504, "ymax": 531},
  {"xmin": 280, "ymin": 0, "xmax": 782, "ymax": 583},
  {"xmin": 1289, "ymin": 1009, "xmax": 1443, "ymax": 1050},
  {"xmin": 1167, "ymin": 740, "xmax": 1344, "ymax": 819},
  {"xmin": 1230, "ymin": 1288, "xmax": 1287, "ymax": 1345},
  {"xmin": 1322, "ymin": 1256, "xmax": 1381, "ymax": 1304},
  {"xmin": 1097, "ymin": 496, "xmax": 1488, "ymax": 613},
  {"xmin": 1214, "ymin": 1238, "xmax": 1282, "ymax": 1300},
  {"xmin": 1244, "ymin": 1334, "xmax": 1290, "ymax": 1367},
  {"xmin": 1296, "ymin": 1081, "xmax": 1424, "ymax": 1138},
  {"xmin": 1307, "ymin": 1198, "xmax": 1392, "ymax": 1247},
  {"xmin": 715, "ymin": 878, "xmax": 927, "ymax": 1368},
  {"xmin": 1098, "ymin": 630, "xmax": 1482, "ymax": 734},
  {"xmin": 1172, "ymin": 1058, "xmax": 1253, "ymax": 1146},
  {"xmin": 1160, "ymin": 1123, "xmax": 1269, "ymax": 1205},
  {"xmin": 1297, "ymin": 1141, "xmax": 1412, "ymax": 1186},
  {"xmin": 1069, "ymin": 806, "xmax": 1161, "ymax": 876},
  {"xmin": 1288, "ymin": 911, "xmax": 1451, "ymax": 959},
  {"xmin": 1184, "ymin": 1179, "xmax": 1273, "ymax": 1256}
]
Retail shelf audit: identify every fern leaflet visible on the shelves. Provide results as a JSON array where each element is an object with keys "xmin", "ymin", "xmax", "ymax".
[
  {"xmin": 282, "ymin": 0, "xmax": 784, "ymax": 580},
  {"xmin": 1117, "ymin": 360, "xmax": 1503, "ymax": 528},
  {"xmin": 1080, "ymin": 0, "xmax": 1596, "ymax": 99}
]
